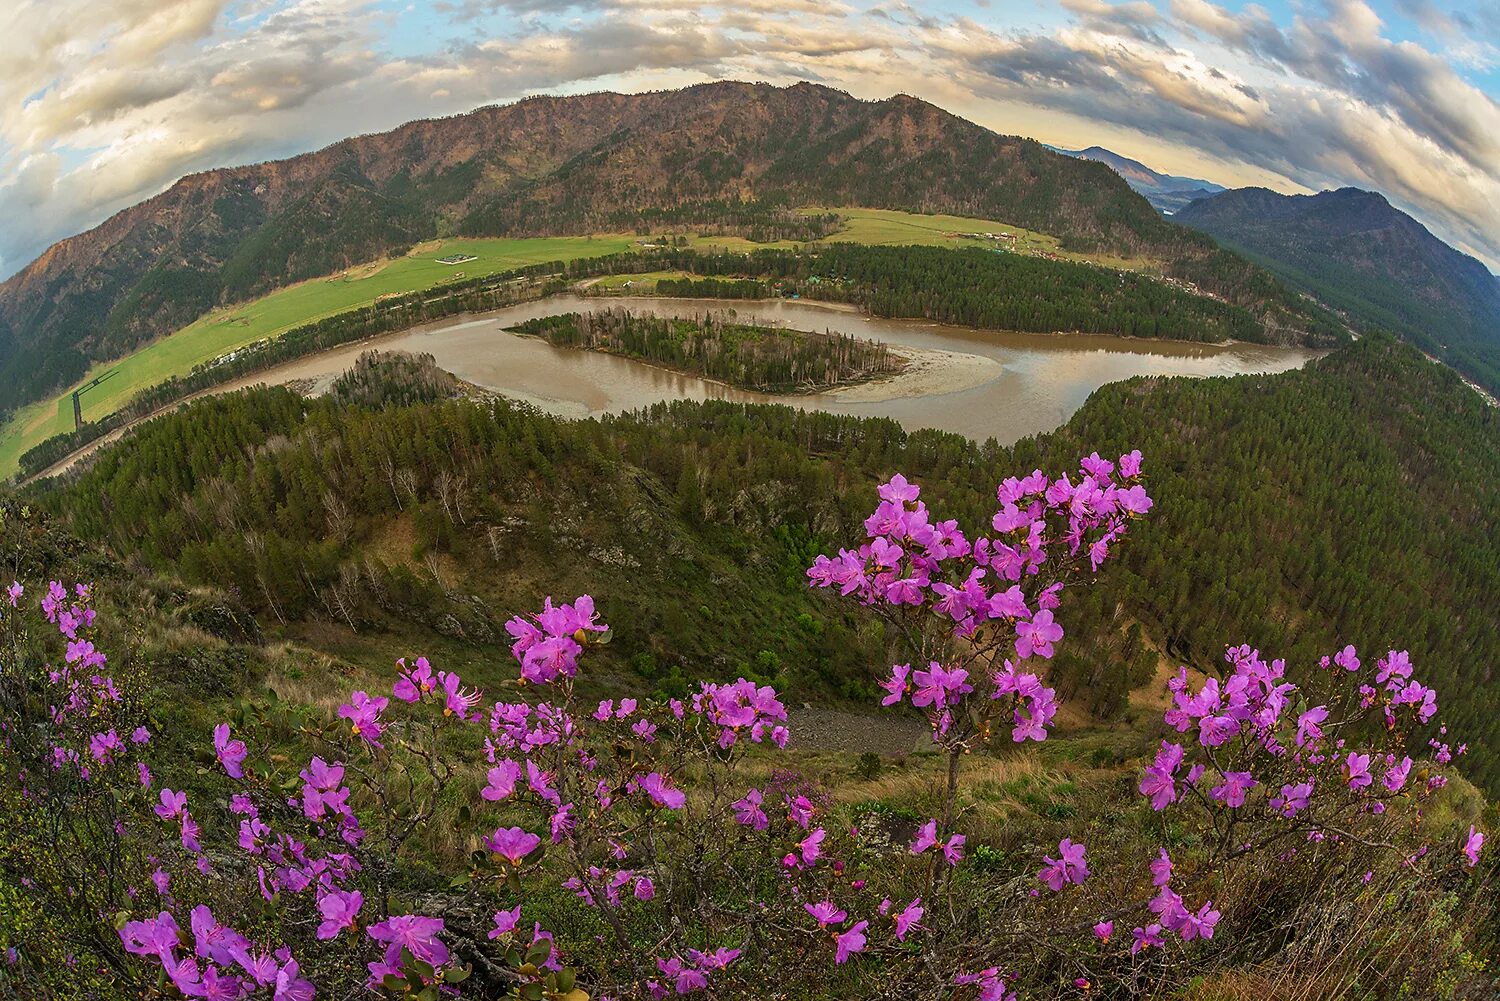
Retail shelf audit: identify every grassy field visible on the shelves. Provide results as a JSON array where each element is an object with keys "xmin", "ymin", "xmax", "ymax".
[
  {"xmin": 587, "ymin": 270, "xmax": 697, "ymax": 291},
  {"xmin": 0, "ymin": 207, "xmax": 1156, "ymax": 478},
  {"xmin": 809, "ymin": 206, "xmax": 1157, "ymax": 271}
]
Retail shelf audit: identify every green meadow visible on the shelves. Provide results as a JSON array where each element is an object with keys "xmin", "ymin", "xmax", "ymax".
[{"xmin": 0, "ymin": 208, "xmax": 1147, "ymax": 478}]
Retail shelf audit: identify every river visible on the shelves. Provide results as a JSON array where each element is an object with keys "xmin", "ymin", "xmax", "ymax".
[
  {"xmin": 263, "ymin": 295, "xmax": 1317, "ymax": 444},
  {"xmin": 47, "ymin": 296, "xmax": 1322, "ymax": 482}
]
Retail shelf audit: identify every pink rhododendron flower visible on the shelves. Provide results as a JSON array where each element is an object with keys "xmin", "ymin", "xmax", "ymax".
[
  {"xmin": 1015, "ymin": 609, "xmax": 1063, "ymax": 659},
  {"xmin": 1211, "ymin": 771, "xmax": 1257, "ymax": 808},
  {"xmin": 1271, "ymin": 780, "xmax": 1314, "ymax": 817},
  {"xmin": 1037, "ymin": 838, "xmax": 1088, "ymax": 891},
  {"xmin": 1345, "ymin": 752, "xmax": 1373, "ymax": 790},
  {"xmin": 212, "ymin": 723, "xmax": 247, "ymax": 780},
  {"xmin": 1150, "ymin": 849, "xmax": 1173, "ymax": 887},
  {"xmin": 1131, "ymin": 923, "xmax": 1165, "ymax": 954},
  {"xmin": 732, "ymin": 788, "xmax": 768, "ymax": 831},
  {"xmin": 805, "ymin": 900, "xmax": 847, "ymax": 927},
  {"xmin": 1464, "ymin": 826, "xmax": 1485, "ymax": 867},
  {"xmin": 337, "ymin": 691, "xmax": 388, "ymax": 746},
  {"xmin": 637, "ymin": 771, "xmax": 686, "ymax": 809},
  {"xmin": 486, "ymin": 826, "xmax": 542, "ymax": 865},
  {"xmin": 488, "ymin": 905, "xmax": 522, "ymax": 939},
  {"xmin": 481, "ymin": 760, "xmax": 521, "ymax": 801},
  {"xmin": 366, "ymin": 914, "xmax": 448, "ymax": 973},
  {"xmin": 315, "ymin": 889, "xmax": 362, "ymax": 940},
  {"xmin": 392, "ymin": 656, "xmax": 434, "ymax": 702},
  {"xmin": 833, "ymin": 920, "xmax": 868, "ymax": 964},
  {"xmin": 893, "ymin": 898, "xmax": 923, "ymax": 941},
  {"xmin": 911, "ymin": 819, "xmax": 939, "ymax": 855}
]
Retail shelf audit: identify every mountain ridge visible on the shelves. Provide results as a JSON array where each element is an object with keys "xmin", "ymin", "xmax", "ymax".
[
  {"xmin": 1177, "ymin": 185, "xmax": 1500, "ymax": 390},
  {"xmin": 0, "ymin": 81, "xmax": 1323, "ymax": 411},
  {"xmin": 1052, "ymin": 145, "xmax": 1226, "ymax": 213}
]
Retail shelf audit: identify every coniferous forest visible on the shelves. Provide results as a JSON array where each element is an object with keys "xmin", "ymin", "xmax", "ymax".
[{"xmin": 31, "ymin": 335, "xmax": 1500, "ymax": 791}]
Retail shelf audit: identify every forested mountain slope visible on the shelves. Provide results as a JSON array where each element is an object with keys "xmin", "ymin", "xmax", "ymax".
[
  {"xmin": 1178, "ymin": 186, "xmax": 1500, "ymax": 390},
  {"xmin": 32, "ymin": 334, "xmax": 1500, "ymax": 792},
  {"xmin": 0, "ymin": 81, "xmax": 1328, "ymax": 410}
]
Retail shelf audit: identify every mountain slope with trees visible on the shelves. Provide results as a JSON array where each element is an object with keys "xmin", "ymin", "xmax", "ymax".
[
  {"xmin": 1177, "ymin": 186, "xmax": 1500, "ymax": 390},
  {"xmin": 31, "ymin": 334, "xmax": 1500, "ymax": 792},
  {"xmin": 0, "ymin": 81, "xmax": 1332, "ymax": 410}
]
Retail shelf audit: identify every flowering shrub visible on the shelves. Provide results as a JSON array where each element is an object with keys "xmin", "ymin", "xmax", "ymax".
[{"xmin": 0, "ymin": 453, "xmax": 1492, "ymax": 999}]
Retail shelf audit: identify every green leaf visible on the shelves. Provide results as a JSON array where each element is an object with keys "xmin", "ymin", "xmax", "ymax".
[
  {"xmin": 520, "ymin": 983, "xmax": 545, "ymax": 1000},
  {"xmin": 525, "ymin": 939, "xmax": 553, "ymax": 966}
]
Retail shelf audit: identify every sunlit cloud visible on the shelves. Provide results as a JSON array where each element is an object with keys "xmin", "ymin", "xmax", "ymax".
[{"xmin": 0, "ymin": 0, "xmax": 1496, "ymax": 278}]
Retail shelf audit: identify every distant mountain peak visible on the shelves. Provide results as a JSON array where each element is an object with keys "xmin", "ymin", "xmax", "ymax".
[{"xmin": 1050, "ymin": 145, "xmax": 1226, "ymax": 214}]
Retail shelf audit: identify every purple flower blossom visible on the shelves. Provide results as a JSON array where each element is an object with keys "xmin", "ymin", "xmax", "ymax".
[
  {"xmin": 637, "ymin": 771, "xmax": 686, "ymax": 810},
  {"xmin": 366, "ymin": 914, "xmax": 448, "ymax": 972},
  {"xmin": 1464, "ymin": 826, "xmax": 1485, "ymax": 867},
  {"xmin": 893, "ymin": 898, "xmax": 923, "ymax": 940},
  {"xmin": 832, "ymin": 920, "xmax": 868, "ymax": 964},
  {"xmin": 392, "ymin": 656, "xmax": 434, "ymax": 702},
  {"xmin": 731, "ymin": 788, "xmax": 768, "ymax": 831},
  {"xmin": 154, "ymin": 788, "xmax": 187, "ymax": 820},
  {"xmin": 1037, "ymin": 838, "xmax": 1089, "ymax": 891},
  {"xmin": 481, "ymin": 760, "xmax": 521, "ymax": 801},
  {"xmin": 1211, "ymin": 771, "xmax": 1257, "ymax": 809},
  {"xmin": 212, "ymin": 723, "xmax": 247, "ymax": 780},
  {"xmin": 1345, "ymin": 752, "xmax": 1373, "ymax": 790},
  {"xmin": 879, "ymin": 663, "xmax": 911, "ymax": 706},
  {"xmin": 1150, "ymin": 849, "xmax": 1173, "ymax": 887},
  {"xmin": 910, "ymin": 662, "xmax": 972, "ymax": 709},
  {"xmin": 486, "ymin": 827, "xmax": 542, "ymax": 865},
  {"xmin": 1131, "ymin": 923, "xmax": 1164, "ymax": 954},
  {"xmin": 1383, "ymin": 756, "xmax": 1413, "ymax": 792},
  {"xmin": 315, "ymin": 889, "xmax": 362, "ymax": 940},
  {"xmin": 337, "ymin": 691, "xmax": 388, "ymax": 746},
  {"xmin": 1296, "ymin": 706, "xmax": 1328, "ymax": 747},
  {"xmin": 488, "ymin": 905, "xmax": 522, "ymax": 939},
  {"xmin": 1015, "ymin": 609, "xmax": 1063, "ymax": 660},
  {"xmin": 1270, "ymin": 781, "xmax": 1314, "ymax": 817},
  {"xmin": 804, "ymin": 900, "xmax": 847, "ymax": 928}
]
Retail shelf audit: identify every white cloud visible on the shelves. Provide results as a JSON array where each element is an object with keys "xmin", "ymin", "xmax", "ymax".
[{"xmin": 0, "ymin": 0, "xmax": 1497, "ymax": 278}]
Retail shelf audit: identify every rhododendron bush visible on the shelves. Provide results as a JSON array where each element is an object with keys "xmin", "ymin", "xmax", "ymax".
[{"xmin": 0, "ymin": 454, "xmax": 1491, "ymax": 999}]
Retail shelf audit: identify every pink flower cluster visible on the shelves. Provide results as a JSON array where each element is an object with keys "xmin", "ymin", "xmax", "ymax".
[
  {"xmin": 808, "ymin": 454, "xmax": 1151, "ymax": 650},
  {"xmin": 1131, "ymin": 850, "xmax": 1220, "ymax": 952},
  {"xmin": 120, "ymin": 906, "xmax": 315, "ymax": 999},
  {"xmin": 504, "ymin": 595, "xmax": 606, "ymax": 684}
]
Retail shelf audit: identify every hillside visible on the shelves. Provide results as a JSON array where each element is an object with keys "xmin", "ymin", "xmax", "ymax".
[
  {"xmin": 30, "ymin": 334, "xmax": 1500, "ymax": 793},
  {"xmin": 1177, "ymin": 186, "xmax": 1500, "ymax": 390},
  {"xmin": 1054, "ymin": 145, "xmax": 1226, "ymax": 213},
  {"xmin": 0, "ymin": 81, "xmax": 1327, "ymax": 411}
]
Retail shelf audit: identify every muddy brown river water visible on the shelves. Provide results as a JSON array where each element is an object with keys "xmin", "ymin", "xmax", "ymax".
[
  {"xmin": 53, "ymin": 296, "xmax": 1321, "ymax": 481},
  {"xmin": 262, "ymin": 295, "xmax": 1317, "ymax": 444}
]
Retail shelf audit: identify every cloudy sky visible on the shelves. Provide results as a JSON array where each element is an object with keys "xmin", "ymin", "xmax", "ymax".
[{"xmin": 2, "ymin": 0, "xmax": 1498, "ymax": 278}]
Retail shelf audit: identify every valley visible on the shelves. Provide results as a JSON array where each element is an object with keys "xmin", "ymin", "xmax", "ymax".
[{"xmin": 0, "ymin": 207, "xmax": 1179, "ymax": 480}]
